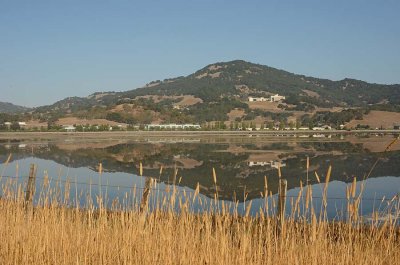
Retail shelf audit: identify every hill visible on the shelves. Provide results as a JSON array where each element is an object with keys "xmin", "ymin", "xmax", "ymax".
[
  {"xmin": 121, "ymin": 60, "xmax": 400, "ymax": 106},
  {"xmin": 19, "ymin": 60, "xmax": 400, "ymax": 128},
  {"xmin": 0, "ymin": 101, "xmax": 30, "ymax": 113}
]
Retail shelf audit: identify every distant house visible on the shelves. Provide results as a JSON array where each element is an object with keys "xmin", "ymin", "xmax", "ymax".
[
  {"xmin": 63, "ymin": 125, "xmax": 76, "ymax": 132},
  {"xmin": 270, "ymin": 94, "xmax": 286, "ymax": 102},
  {"xmin": 248, "ymin": 161, "xmax": 270, "ymax": 167},
  {"xmin": 312, "ymin": 125, "xmax": 331, "ymax": 131},
  {"xmin": 248, "ymin": 96, "xmax": 268, "ymax": 102},
  {"xmin": 18, "ymin": 122, "xmax": 27, "ymax": 127},
  {"xmin": 146, "ymin": 124, "xmax": 201, "ymax": 130},
  {"xmin": 270, "ymin": 160, "xmax": 286, "ymax": 169},
  {"xmin": 248, "ymin": 160, "xmax": 286, "ymax": 168},
  {"xmin": 298, "ymin": 127, "xmax": 309, "ymax": 130},
  {"xmin": 248, "ymin": 94, "xmax": 286, "ymax": 103},
  {"xmin": 4, "ymin": 122, "xmax": 11, "ymax": 129}
]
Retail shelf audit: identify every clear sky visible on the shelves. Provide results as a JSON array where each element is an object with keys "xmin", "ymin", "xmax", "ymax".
[{"xmin": 1, "ymin": 0, "xmax": 399, "ymax": 107}]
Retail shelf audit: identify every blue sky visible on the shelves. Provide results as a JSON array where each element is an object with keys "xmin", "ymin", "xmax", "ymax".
[{"xmin": 1, "ymin": 0, "xmax": 399, "ymax": 107}]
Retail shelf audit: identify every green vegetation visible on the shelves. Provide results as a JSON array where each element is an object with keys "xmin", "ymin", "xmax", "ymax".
[
  {"xmin": 124, "ymin": 61, "xmax": 400, "ymax": 107},
  {"xmin": 2, "ymin": 60, "xmax": 400, "ymax": 127},
  {"xmin": 0, "ymin": 101, "xmax": 30, "ymax": 113},
  {"xmin": 4, "ymin": 137, "xmax": 400, "ymax": 201},
  {"xmin": 1, "ymin": 171, "xmax": 399, "ymax": 264},
  {"xmin": 300, "ymin": 109, "xmax": 368, "ymax": 129}
]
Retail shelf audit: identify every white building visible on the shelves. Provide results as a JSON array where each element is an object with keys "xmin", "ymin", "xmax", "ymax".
[
  {"xmin": 63, "ymin": 125, "xmax": 76, "ymax": 132},
  {"xmin": 146, "ymin": 124, "xmax": 201, "ymax": 130},
  {"xmin": 270, "ymin": 160, "xmax": 286, "ymax": 169},
  {"xmin": 270, "ymin": 94, "xmax": 286, "ymax": 102},
  {"xmin": 312, "ymin": 125, "xmax": 332, "ymax": 131},
  {"xmin": 3, "ymin": 122, "xmax": 11, "ymax": 129},
  {"xmin": 248, "ymin": 161, "xmax": 270, "ymax": 167},
  {"xmin": 248, "ymin": 96, "xmax": 268, "ymax": 102},
  {"xmin": 248, "ymin": 160, "xmax": 286, "ymax": 168}
]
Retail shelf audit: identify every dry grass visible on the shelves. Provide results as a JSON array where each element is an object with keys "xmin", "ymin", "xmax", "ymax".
[
  {"xmin": 0, "ymin": 160, "xmax": 399, "ymax": 264},
  {"xmin": 302, "ymin": 89, "xmax": 321, "ymax": 98},
  {"xmin": 56, "ymin": 117, "xmax": 126, "ymax": 127},
  {"xmin": 345, "ymin": 110, "xmax": 400, "ymax": 129},
  {"xmin": 1, "ymin": 137, "xmax": 400, "ymax": 265},
  {"xmin": 247, "ymin": 101, "xmax": 283, "ymax": 112},
  {"xmin": 173, "ymin": 95, "xmax": 203, "ymax": 107},
  {"xmin": 227, "ymin": 108, "xmax": 245, "ymax": 121}
]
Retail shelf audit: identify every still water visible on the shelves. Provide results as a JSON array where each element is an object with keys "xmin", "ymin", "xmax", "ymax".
[{"xmin": 1, "ymin": 133, "xmax": 399, "ymax": 219}]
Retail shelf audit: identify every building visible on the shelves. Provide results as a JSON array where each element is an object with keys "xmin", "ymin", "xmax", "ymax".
[
  {"xmin": 270, "ymin": 94, "xmax": 286, "ymax": 102},
  {"xmin": 270, "ymin": 160, "xmax": 286, "ymax": 169},
  {"xmin": 145, "ymin": 124, "xmax": 201, "ymax": 130},
  {"xmin": 248, "ymin": 96, "xmax": 268, "ymax": 102},
  {"xmin": 312, "ymin": 125, "xmax": 332, "ymax": 131},
  {"xmin": 248, "ymin": 161, "xmax": 270, "ymax": 167},
  {"xmin": 3, "ymin": 122, "xmax": 11, "ymax": 129},
  {"xmin": 248, "ymin": 160, "xmax": 286, "ymax": 168},
  {"xmin": 63, "ymin": 125, "xmax": 76, "ymax": 132},
  {"xmin": 248, "ymin": 94, "xmax": 286, "ymax": 102}
]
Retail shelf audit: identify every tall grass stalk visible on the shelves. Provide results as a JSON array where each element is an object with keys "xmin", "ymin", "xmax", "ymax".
[{"xmin": 0, "ymin": 166, "xmax": 399, "ymax": 264}]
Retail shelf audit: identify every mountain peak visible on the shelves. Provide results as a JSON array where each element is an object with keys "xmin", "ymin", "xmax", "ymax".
[
  {"xmin": 15, "ymin": 60, "xmax": 400, "ymax": 123},
  {"xmin": 0, "ymin": 101, "xmax": 30, "ymax": 114}
]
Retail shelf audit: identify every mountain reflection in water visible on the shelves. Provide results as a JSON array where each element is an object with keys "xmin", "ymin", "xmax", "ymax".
[{"xmin": 1, "ymin": 134, "xmax": 399, "ymax": 205}]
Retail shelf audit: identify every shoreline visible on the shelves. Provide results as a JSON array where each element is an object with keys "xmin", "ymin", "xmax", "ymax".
[{"xmin": 0, "ymin": 129, "xmax": 398, "ymax": 140}]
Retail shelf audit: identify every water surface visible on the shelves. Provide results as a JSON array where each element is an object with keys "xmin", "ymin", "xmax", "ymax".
[{"xmin": 1, "ymin": 133, "xmax": 399, "ymax": 219}]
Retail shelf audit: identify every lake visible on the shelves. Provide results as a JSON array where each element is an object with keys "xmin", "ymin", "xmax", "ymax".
[{"xmin": 1, "ymin": 132, "xmax": 399, "ymax": 220}]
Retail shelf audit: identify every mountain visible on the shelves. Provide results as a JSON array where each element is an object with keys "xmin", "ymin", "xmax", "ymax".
[
  {"xmin": 29, "ymin": 60, "xmax": 400, "ymax": 126},
  {"xmin": 122, "ymin": 60, "xmax": 400, "ymax": 106},
  {"xmin": 0, "ymin": 101, "xmax": 30, "ymax": 113}
]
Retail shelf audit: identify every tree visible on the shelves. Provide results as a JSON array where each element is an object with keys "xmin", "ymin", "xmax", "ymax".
[
  {"xmin": 220, "ymin": 121, "xmax": 227, "ymax": 130},
  {"xmin": 137, "ymin": 110, "xmax": 153, "ymax": 124},
  {"xmin": 279, "ymin": 121, "xmax": 285, "ymax": 130}
]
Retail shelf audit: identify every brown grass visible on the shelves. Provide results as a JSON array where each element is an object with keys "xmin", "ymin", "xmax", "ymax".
[
  {"xmin": 302, "ymin": 89, "xmax": 320, "ymax": 98},
  {"xmin": 23, "ymin": 120, "xmax": 48, "ymax": 129},
  {"xmin": 56, "ymin": 117, "xmax": 126, "ymax": 127},
  {"xmin": 134, "ymin": 95, "xmax": 202, "ymax": 106},
  {"xmin": 173, "ymin": 95, "xmax": 203, "ymax": 106},
  {"xmin": 346, "ymin": 111, "xmax": 400, "ymax": 129},
  {"xmin": 0, "ymin": 165, "xmax": 399, "ymax": 264},
  {"xmin": 247, "ymin": 101, "xmax": 283, "ymax": 112},
  {"xmin": 227, "ymin": 109, "xmax": 246, "ymax": 121}
]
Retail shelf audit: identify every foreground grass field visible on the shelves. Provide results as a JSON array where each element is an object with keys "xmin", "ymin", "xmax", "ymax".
[{"xmin": 0, "ymin": 176, "xmax": 399, "ymax": 265}]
